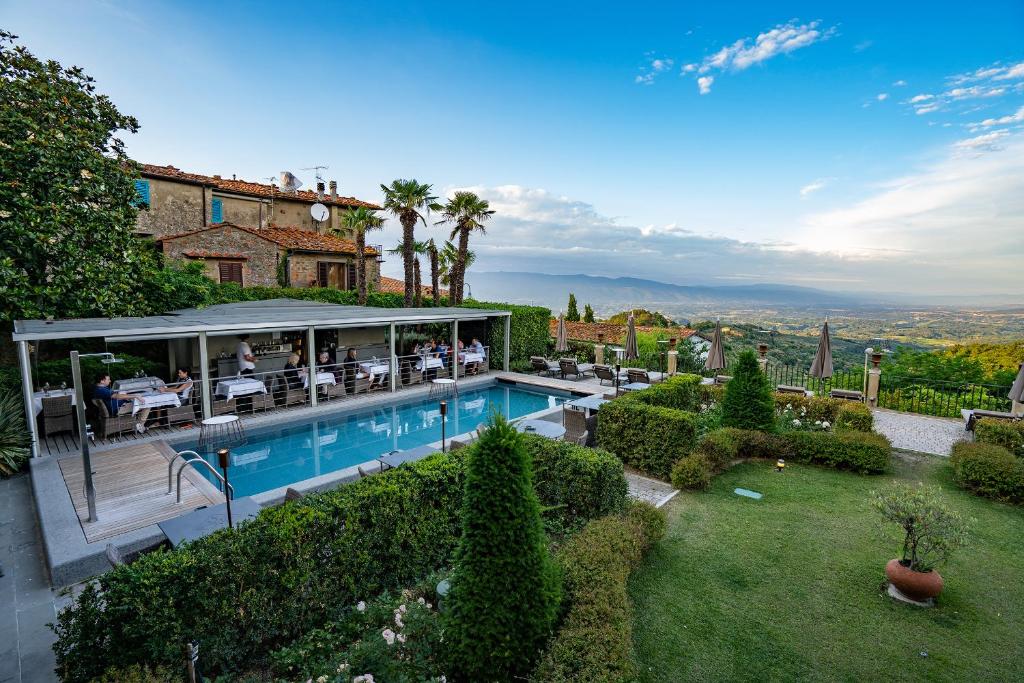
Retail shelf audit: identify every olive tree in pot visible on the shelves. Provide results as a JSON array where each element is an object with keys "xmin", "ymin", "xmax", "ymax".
[{"xmin": 872, "ymin": 483, "xmax": 970, "ymax": 603}]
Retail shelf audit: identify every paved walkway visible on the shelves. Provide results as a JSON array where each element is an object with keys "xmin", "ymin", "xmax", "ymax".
[
  {"xmin": 1, "ymin": 474, "xmax": 61, "ymax": 683},
  {"xmin": 626, "ymin": 472, "xmax": 679, "ymax": 507},
  {"xmin": 872, "ymin": 409, "xmax": 968, "ymax": 456}
]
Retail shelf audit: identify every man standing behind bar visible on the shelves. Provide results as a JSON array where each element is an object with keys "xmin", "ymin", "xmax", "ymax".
[{"xmin": 236, "ymin": 335, "xmax": 256, "ymax": 376}]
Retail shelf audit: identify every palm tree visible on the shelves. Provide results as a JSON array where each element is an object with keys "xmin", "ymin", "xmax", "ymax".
[
  {"xmin": 438, "ymin": 191, "xmax": 494, "ymax": 305},
  {"xmin": 380, "ymin": 179, "xmax": 442, "ymax": 307},
  {"xmin": 439, "ymin": 241, "xmax": 475, "ymax": 291},
  {"xmin": 336, "ymin": 207, "xmax": 383, "ymax": 305},
  {"xmin": 420, "ymin": 238, "xmax": 442, "ymax": 306}
]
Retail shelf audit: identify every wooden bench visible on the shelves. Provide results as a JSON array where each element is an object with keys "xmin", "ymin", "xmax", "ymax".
[
  {"xmin": 830, "ymin": 389, "xmax": 864, "ymax": 402},
  {"xmin": 961, "ymin": 408, "xmax": 1021, "ymax": 432}
]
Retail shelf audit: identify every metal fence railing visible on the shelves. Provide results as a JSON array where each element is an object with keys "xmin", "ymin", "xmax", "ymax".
[
  {"xmin": 763, "ymin": 363, "xmax": 864, "ymax": 395},
  {"xmin": 877, "ymin": 375, "xmax": 1012, "ymax": 418}
]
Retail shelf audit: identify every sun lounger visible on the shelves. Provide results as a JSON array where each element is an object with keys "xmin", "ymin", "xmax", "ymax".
[
  {"xmin": 714, "ymin": 375, "xmax": 732, "ymax": 385},
  {"xmin": 627, "ymin": 368, "xmax": 666, "ymax": 385},
  {"xmin": 559, "ymin": 358, "xmax": 595, "ymax": 380},
  {"xmin": 962, "ymin": 408, "xmax": 1021, "ymax": 432},
  {"xmin": 531, "ymin": 356, "xmax": 560, "ymax": 376}
]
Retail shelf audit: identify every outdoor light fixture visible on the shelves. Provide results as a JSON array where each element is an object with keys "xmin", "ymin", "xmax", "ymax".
[
  {"xmin": 657, "ymin": 339, "xmax": 669, "ymax": 376},
  {"xmin": 776, "ymin": 458, "xmax": 786, "ymax": 472},
  {"xmin": 439, "ymin": 401, "xmax": 448, "ymax": 452},
  {"xmin": 615, "ymin": 362, "xmax": 621, "ymax": 396},
  {"xmin": 217, "ymin": 448, "xmax": 233, "ymax": 529}
]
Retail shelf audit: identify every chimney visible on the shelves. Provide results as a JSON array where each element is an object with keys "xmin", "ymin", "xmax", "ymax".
[
  {"xmin": 329, "ymin": 180, "xmax": 337, "ymax": 200},
  {"xmin": 212, "ymin": 174, "xmax": 221, "ymax": 180},
  {"xmin": 316, "ymin": 181, "xmax": 325, "ymax": 201}
]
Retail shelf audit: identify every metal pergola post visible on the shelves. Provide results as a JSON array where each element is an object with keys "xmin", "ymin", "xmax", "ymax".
[
  {"xmin": 17, "ymin": 340, "xmax": 39, "ymax": 458},
  {"xmin": 451, "ymin": 319, "xmax": 459, "ymax": 383},
  {"xmin": 307, "ymin": 325, "xmax": 318, "ymax": 407},
  {"xmin": 198, "ymin": 332, "xmax": 212, "ymax": 420},
  {"xmin": 70, "ymin": 351, "xmax": 98, "ymax": 522},
  {"xmin": 503, "ymin": 315, "xmax": 511, "ymax": 372},
  {"xmin": 389, "ymin": 322, "xmax": 397, "ymax": 393}
]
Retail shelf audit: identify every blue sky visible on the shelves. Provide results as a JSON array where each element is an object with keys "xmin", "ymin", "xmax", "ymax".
[{"xmin": 4, "ymin": 1, "xmax": 1023, "ymax": 295}]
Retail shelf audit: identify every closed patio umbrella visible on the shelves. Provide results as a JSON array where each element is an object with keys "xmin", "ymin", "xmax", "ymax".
[
  {"xmin": 704, "ymin": 319, "xmax": 726, "ymax": 372},
  {"xmin": 809, "ymin": 320, "xmax": 834, "ymax": 380},
  {"xmin": 624, "ymin": 313, "xmax": 639, "ymax": 361},
  {"xmin": 555, "ymin": 314, "xmax": 569, "ymax": 353},
  {"xmin": 1009, "ymin": 362, "xmax": 1024, "ymax": 405}
]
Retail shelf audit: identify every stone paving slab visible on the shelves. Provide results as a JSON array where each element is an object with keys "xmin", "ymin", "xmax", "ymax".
[
  {"xmin": 872, "ymin": 409, "xmax": 968, "ymax": 456},
  {"xmin": 626, "ymin": 472, "xmax": 679, "ymax": 508}
]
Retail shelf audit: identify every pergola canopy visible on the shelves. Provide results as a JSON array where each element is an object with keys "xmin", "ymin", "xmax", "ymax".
[{"xmin": 13, "ymin": 298, "xmax": 510, "ymax": 342}]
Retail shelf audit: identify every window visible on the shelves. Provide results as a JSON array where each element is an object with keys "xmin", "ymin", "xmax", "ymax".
[
  {"xmin": 218, "ymin": 261, "xmax": 243, "ymax": 285},
  {"xmin": 317, "ymin": 261, "xmax": 352, "ymax": 289},
  {"xmin": 211, "ymin": 197, "xmax": 223, "ymax": 223},
  {"xmin": 134, "ymin": 180, "xmax": 150, "ymax": 209}
]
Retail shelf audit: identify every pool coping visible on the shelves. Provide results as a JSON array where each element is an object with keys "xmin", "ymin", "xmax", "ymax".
[{"xmin": 34, "ymin": 372, "xmax": 588, "ymax": 586}]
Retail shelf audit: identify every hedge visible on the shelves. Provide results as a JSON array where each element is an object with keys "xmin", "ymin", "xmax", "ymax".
[
  {"xmin": 671, "ymin": 427, "xmax": 891, "ymax": 490},
  {"xmin": 975, "ymin": 419, "xmax": 1024, "ymax": 458},
  {"xmin": 0, "ymin": 353, "xmax": 163, "ymax": 395},
  {"xmin": 53, "ymin": 438, "xmax": 627, "ymax": 682},
  {"xmin": 532, "ymin": 502, "xmax": 666, "ymax": 683},
  {"xmin": 459, "ymin": 299, "xmax": 551, "ymax": 371},
  {"xmin": 951, "ymin": 441, "xmax": 1024, "ymax": 504},
  {"xmin": 597, "ymin": 396, "xmax": 699, "ymax": 479},
  {"xmin": 628, "ymin": 373, "xmax": 702, "ymax": 413},
  {"xmin": 774, "ymin": 394, "xmax": 874, "ymax": 432}
]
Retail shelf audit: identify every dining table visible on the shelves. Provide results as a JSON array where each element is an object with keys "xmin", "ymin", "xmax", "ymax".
[
  {"xmin": 128, "ymin": 391, "xmax": 181, "ymax": 415},
  {"xmin": 566, "ymin": 394, "xmax": 610, "ymax": 416},
  {"xmin": 514, "ymin": 419, "xmax": 567, "ymax": 440},
  {"xmin": 215, "ymin": 377, "xmax": 267, "ymax": 400},
  {"xmin": 32, "ymin": 388, "xmax": 76, "ymax": 416},
  {"xmin": 303, "ymin": 371, "xmax": 337, "ymax": 389},
  {"xmin": 359, "ymin": 361, "xmax": 391, "ymax": 384}
]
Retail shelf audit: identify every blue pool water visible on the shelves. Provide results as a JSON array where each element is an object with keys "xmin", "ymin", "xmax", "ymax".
[{"xmin": 178, "ymin": 383, "xmax": 568, "ymax": 497}]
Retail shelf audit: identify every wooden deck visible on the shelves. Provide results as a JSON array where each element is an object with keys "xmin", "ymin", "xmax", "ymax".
[{"xmin": 57, "ymin": 441, "xmax": 223, "ymax": 543}]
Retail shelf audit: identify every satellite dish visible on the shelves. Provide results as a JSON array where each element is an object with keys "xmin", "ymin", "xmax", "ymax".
[
  {"xmin": 279, "ymin": 171, "xmax": 303, "ymax": 193},
  {"xmin": 310, "ymin": 203, "xmax": 329, "ymax": 222}
]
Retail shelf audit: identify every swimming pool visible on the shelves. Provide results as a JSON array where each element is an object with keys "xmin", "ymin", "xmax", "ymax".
[{"xmin": 177, "ymin": 382, "xmax": 569, "ymax": 497}]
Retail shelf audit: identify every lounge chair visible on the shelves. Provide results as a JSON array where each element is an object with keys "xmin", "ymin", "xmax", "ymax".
[
  {"xmin": 594, "ymin": 364, "xmax": 621, "ymax": 386},
  {"xmin": 962, "ymin": 408, "xmax": 1021, "ymax": 432},
  {"xmin": 627, "ymin": 368, "xmax": 666, "ymax": 385},
  {"xmin": 559, "ymin": 358, "xmax": 595, "ymax": 380},
  {"xmin": 714, "ymin": 375, "xmax": 733, "ymax": 385},
  {"xmin": 41, "ymin": 395, "xmax": 74, "ymax": 438},
  {"xmin": 829, "ymin": 389, "xmax": 863, "ymax": 402},
  {"xmin": 531, "ymin": 356, "xmax": 560, "ymax": 376}
]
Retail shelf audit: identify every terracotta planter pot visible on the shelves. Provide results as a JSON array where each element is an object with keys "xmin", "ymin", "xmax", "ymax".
[{"xmin": 885, "ymin": 559, "xmax": 944, "ymax": 601}]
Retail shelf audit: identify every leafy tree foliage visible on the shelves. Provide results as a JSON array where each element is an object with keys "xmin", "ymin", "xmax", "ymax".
[
  {"xmin": 583, "ymin": 303, "xmax": 595, "ymax": 323},
  {"xmin": 0, "ymin": 31, "xmax": 152, "ymax": 323},
  {"xmin": 445, "ymin": 414, "xmax": 560, "ymax": 681},
  {"xmin": 606, "ymin": 308, "xmax": 675, "ymax": 327},
  {"xmin": 566, "ymin": 293, "xmax": 580, "ymax": 321},
  {"xmin": 721, "ymin": 350, "xmax": 776, "ymax": 432},
  {"xmin": 438, "ymin": 191, "xmax": 493, "ymax": 305},
  {"xmin": 380, "ymin": 179, "xmax": 441, "ymax": 307},
  {"xmin": 337, "ymin": 206, "xmax": 382, "ymax": 305}
]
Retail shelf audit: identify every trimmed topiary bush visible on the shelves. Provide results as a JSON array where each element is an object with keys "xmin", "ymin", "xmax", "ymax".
[
  {"xmin": 975, "ymin": 419, "xmax": 1024, "ymax": 458},
  {"xmin": 630, "ymin": 373, "xmax": 703, "ymax": 412},
  {"xmin": 532, "ymin": 503, "xmax": 665, "ymax": 683},
  {"xmin": 836, "ymin": 401, "xmax": 873, "ymax": 432},
  {"xmin": 721, "ymin": 350, "xmax": 776, "ymax": 432},
  {"xmin": 445, "ymin": 415, "xmax": 561, "ymax": 681},
  {"xmin": 951, "ymin": 441, "xmax": 1024, "ymax": 504},
  {"xmin": 782, "ymin": 430, "xmax": 890, "ymax": 474},
  {"xmin": 671, "ymin": 454, "xmax": 712, "ymax": 490},
  {"xmin": 597, "ymin": 397, "xmax": 699, "ymax": 479}
]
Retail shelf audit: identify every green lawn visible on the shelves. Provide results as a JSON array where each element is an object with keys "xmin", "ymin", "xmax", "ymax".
[{"xmin": 629, "ymin": 455, "xmax": 1024, "ymax": 682}]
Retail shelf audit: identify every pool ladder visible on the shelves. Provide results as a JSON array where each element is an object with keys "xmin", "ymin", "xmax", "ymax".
[{"xmin": 168, "ymin": 450, "xmax": 234, "ymax": 504}]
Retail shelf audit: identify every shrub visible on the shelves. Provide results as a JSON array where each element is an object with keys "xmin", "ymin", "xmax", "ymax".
[
  {"xmin": 532, "ymin": 503, "xmax": 665, "ymax": 683},
  {"xmin": 0, "ymin": 392, "xmax": 31, "ymax": 477},
  {"xmin": 975, "ymin": 420, "xmax": 1024, "ymax": 458},
  {"xmin": 782, "ymin": 430, "xmax": 891, "ymax": 474},
  {"xmin": 91, "ymin": 665, "xmax": 178, "ymax": 683},
  {"xmin": 699, "ymin": 383, "xmax": 724, "ymax": 407},
  {"xmin": 671, "ymin": 454, "xmax": 712, "ymax": 490},
  {"xmin": 951, "ymin": 441, "xmax": 1024, "ymax": 504},
  {"xmin": 872, "ymin": 482, "xmax": 970, "ymax": 572},
  {"xmin": 0, "ymin": 352, "xmax": 163, "ymax": 395},
  {"xmin": 521, "ymin": 434, "xmax": 628, "ymax": 533},
  {"xmin": 772, "ymin": 393, "xmax": 839, "ymax": 424},
  {"xmin": 461, "ymin": 299, "xmax": 552, "ymax": 370},
  {"xmin": 53, "ymin": 438, "xmax": 618, "ymax": 682},
  {"xmin": 836, "ymin": 401, "xmax": 874, "ymax": 432},
  {"xmin": 445, "ymin": 415, "xmax": 560, "ymax": 682},
  {"xmin": 721, "ymin": 350, "xmax": 776, "ymax": 432},
  {"xmin": 597, "ymin": 397, "xmax": 699, "ymax": 479},
  {"xmin": 630, "ymin": 373, "xmax": 702, "ymax": 412}
]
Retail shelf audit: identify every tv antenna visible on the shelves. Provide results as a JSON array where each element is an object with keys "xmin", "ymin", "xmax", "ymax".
[{"xmin": 301, "ymin": 165, "xmax": 329, "ymax": 183}]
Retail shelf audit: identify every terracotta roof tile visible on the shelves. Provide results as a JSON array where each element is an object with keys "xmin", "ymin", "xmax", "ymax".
[
  {"xmin": 182, "ymin": 250, "xmax": 249, "ymax": 259},
  {"xmin": 549, "ymin": 319, "xmax": 697, "ymax": 344},
  {"xmin": 159, "ymin": 222, "xmax": 377, "ymax": 256},
  {"xmin": 377, "ymin": 275, "xmax": 448, "ymax": 297},
  {"xmin": 140, "ymin": 164, "xmax": 381, "ymax": 210}
]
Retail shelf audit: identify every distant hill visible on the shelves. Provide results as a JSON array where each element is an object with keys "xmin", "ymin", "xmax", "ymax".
[{"xmin": 467, "ymin": 271, "xmax": 868, "ymax": 316}]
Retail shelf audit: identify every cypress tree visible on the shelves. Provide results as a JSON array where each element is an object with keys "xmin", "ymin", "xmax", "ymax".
[
  {"xmin": 445, "ymin": 414, "xmax": 561, "ymax": 682},
  {"xmin": 583, "ymin": 303, "xmax": 595, "ymax": 323},
  {"xmin": 721, "ymin": 349, "xmax": 777, "ymax": 432},
  {"xmin": 566, "ymin": 293, "xmax": 580, "ymax": 321}
]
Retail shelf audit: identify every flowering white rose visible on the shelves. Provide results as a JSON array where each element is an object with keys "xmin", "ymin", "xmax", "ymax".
[
  {"xmin": 398, "ymin": 604, "xmax": 407, "ymax": 613},
  {"xmin": 394, "ymin": 611, "xmax": 404, "ymax": 628},
  {"xmin": 418, "ymin": 597, "xmax": 426, "ymax": 605},
  {"xmin": 356, "ymin": 601, "xmax": 366, "ymax": 612},
  {"xmin": 338, "ymin": 662, "xmax": 350, "ymax": 672},
  {"xmin": 316, "ymin": 676, "xmax": 328, "ymax": 683},
  {"xmin": 382, "ymin": 628, "xmax": 396, "ymax": 645},
  {"xmin": 792, "ymin": 419, "xmax": 801, "ymax": 426},
  {"xmin": 822, "ymin": 421, "xmax": 830, "ymax": 429},
  {"xmin": 353, "ymin": 675, "xmax": 375, "ymax": 683},
  {"xmin": 396, "ymin": 633, "xmax": 407, "ymax": 643}
]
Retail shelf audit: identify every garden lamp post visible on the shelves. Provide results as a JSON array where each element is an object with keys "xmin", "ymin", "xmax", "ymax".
[
  {"xmin": 658, "ymin": 339, "xmax": 668, "ymax": 377},
  {"xmin": 217, "ymin": 448, "xmax": 233, "ymax": 529},
  {"xmin": 439, "ymin": 401, "xmax": 448, "ymax": 452},
  {"xmin": 70, "ymin": 350, "xmax": 123, "ymax": 523},
  {"xmin": 615, "ymin": 363, "xmax": 621, "ymax": 397}
]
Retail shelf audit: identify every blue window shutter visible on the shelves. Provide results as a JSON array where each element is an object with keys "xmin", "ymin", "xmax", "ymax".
[
  {"xmin": 134, "ymin": 180, "xmax": 150, "ymax": 208},
  {"xmin": 211, "ymin": 197, "xmax": 223, "ymax": 223}
]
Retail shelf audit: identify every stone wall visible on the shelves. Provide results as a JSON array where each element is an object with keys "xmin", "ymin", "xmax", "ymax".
[
  {"xmin": 135, "ymin": 177, "xmax": 205, "ymax": 238},
  {"xmin": 217, "ymin": 193, "xmax": 270, "ymax": 228},
  {"xmin": 287, "ymin": 253, "xmax": 380, "ymax": 289},
  {"xmin": 162, "ymin": 226, "xmax": 280, "ymax": 287}
]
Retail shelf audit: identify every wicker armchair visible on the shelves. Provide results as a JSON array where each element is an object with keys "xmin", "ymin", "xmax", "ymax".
[
  {"xmin": 89, "ymin": 399, "xmax": 136, "ymax": 438},
  {"xmin": 165, "ymin": 398, "xmax": 198, "ymax": 426},
  {"xmin": 563, "ymin": 406, "xmax": 588, "ymax": 444},
  {"xmin": 212, "ymin": 398, "xmax": 237, "ymax": 416},
  {"xmin": 41, "ymin": 395, "xmax": 74, "ymax": 437}
]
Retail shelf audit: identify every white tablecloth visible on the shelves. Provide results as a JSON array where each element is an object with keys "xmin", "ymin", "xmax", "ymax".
[
  {"xmin": 415, "ymin": 357, "xmax": 444, "ymax": 371},
  {"xmin": 359, "ymin": 362, "xmax": 390, "ymax": 382},
  {"xmin": 461, "ymin": 352, "xmax": 485, "ymax": 365},
  {"xmin": 215, "ymin": 378, "xmax": 267, "ymax": 400},
  {"xmin": 303, "ymin": 371, "xmax": 336, "ymax": 389},
  {"xmin": 130, "ymin": 391, "xmax": 181, "ymax": 415},
  {"xmin": 113, "ymin": 377, "xmax": 165, "ymax": 392},
  {"xmin": 32, "ymin": 389, "xmax": 75, "ymax": 416}
]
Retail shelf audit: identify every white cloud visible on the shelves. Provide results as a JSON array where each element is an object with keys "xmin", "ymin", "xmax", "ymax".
[
  {"xmin": 877, "ymin": 93, "xmax": 889, "ymax": 101},
  {"xmin": 953, "ymin": 130, "xmax": 1010, "ymax": 153},
  {"xmin": 972, "ymin": 105, "xmax": 1024, "ymax": 128},
  {"xmin": 915, "ymin": 104, "xmax": 940, "ymax": 115},
  {"xmin": 697, "ymin": 76, "xmax": 714, "ymax": 95},
  {"xmin": 892, "ymin": 80, "xmax": 907, "ymax": 87},
  {"xmin": 909, "ymin": 94, "xmax": 933, "ymax": 103},
  {"xmin": 681, "ymin": 63, "xmax": 697, "ymax": 73},
  {"xmin": 799, "ymin": 178, "xmax": 832, "ymax": 197},
  {"xmin": 634, "ymin": 56, "xmax": 674, "ymax": 86},
  {"xmin": 993, "ymin": 62, "xmax": 1024, "ymax": 81},
  {"xmin": 902, "ymin": 61, "xmax": 1024, "ymax": 120},
  {"xmin": 951, "ymin": 61, "xmax": 1024, "ymax": 85},
  {"xmin": 686, "ymin": 19, "xmax": 835, "ymax": 93},
  {"xmin": 854, "ymin": 39, "xmax": 873, "ymax": 52}
]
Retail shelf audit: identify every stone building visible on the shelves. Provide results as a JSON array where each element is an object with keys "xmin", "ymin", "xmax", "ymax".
[{"xmin": 158, "ymin": 222, "xmax": 380, "ymax": 290}]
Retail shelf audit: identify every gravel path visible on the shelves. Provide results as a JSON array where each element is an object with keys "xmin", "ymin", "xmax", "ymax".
[
  {"xmin": 626, "ymin": 472, "xmax": 678, "ymax": 507},
  {"xmin": 872, "ymin": 409, "xmax": 968, "ymax": 456}
]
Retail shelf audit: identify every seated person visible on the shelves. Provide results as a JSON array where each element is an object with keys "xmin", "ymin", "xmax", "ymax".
[
  {"xmin": 160, "ymin": 367, "xmax": 194, "ymax": 402},
  {"xmin": 283, "ymin": 353, "xmax": 306, "ymax": 390},
  {"xmin": 342, "ymin": 348, "xmax": 360, "ymax": 393},
  {"xmin": 471, "ymin": 337, "xmax": 485, "ymax": 355},
  {"xmin": 93, "ymin": 373, "xmax": 152, "ymax": 434}
]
